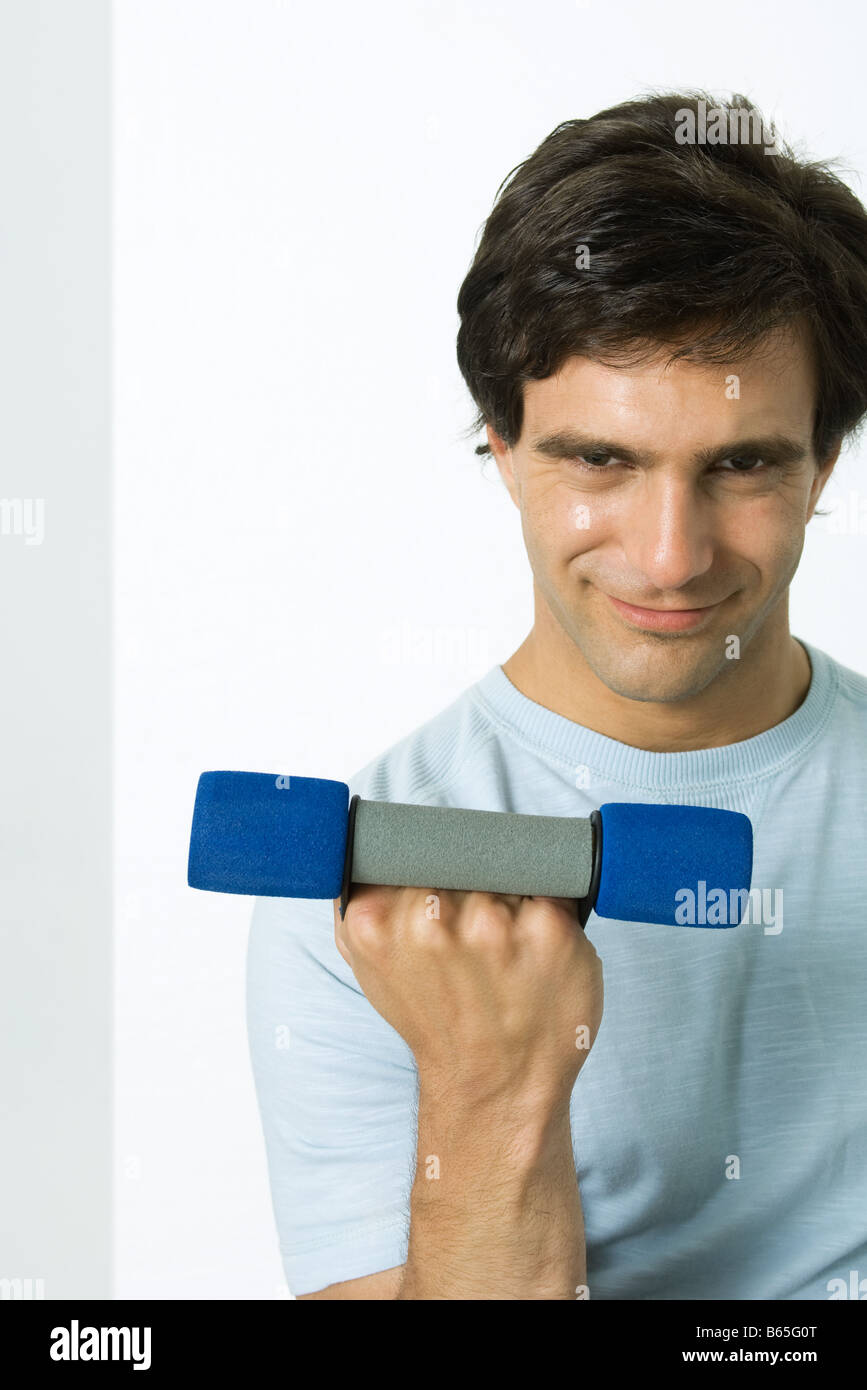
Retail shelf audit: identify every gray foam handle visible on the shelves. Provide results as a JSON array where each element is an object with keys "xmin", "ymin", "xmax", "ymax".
[{"xmin": 351, "ymin": 799, "xmax": 594, "ymax": 898}]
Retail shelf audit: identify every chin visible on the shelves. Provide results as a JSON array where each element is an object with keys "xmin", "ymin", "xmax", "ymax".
[{"xmin": 583, "ymin": 641, "xmax": 725, "ymax": 704}]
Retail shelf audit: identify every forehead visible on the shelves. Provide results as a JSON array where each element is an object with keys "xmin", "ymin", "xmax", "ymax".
[{"xmin": 520, "ymin": 322, "xmax": 817, "ymax": 443}]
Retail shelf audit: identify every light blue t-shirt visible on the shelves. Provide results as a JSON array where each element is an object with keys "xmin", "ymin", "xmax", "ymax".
[{"xmin": 246, "ymin": 637, "xmax": 867, "ymax": 1299}]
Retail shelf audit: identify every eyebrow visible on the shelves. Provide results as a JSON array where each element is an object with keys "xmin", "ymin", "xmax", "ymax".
[{"xmin": 528, "ymin": 430, "xmax": 810, "ymax": 468}]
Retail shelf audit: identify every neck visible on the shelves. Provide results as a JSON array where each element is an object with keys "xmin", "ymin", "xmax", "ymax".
[{"xmin": 502, "ymin": 595, "xmax": 812, "ymax": 753}]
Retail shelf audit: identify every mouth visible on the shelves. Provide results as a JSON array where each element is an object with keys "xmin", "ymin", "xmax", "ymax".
[{"xmin": 605, "ymin": 593, "xmax": 723, "ymax": 632}]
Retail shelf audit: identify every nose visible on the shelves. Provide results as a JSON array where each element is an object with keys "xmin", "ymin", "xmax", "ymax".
[{"xmin": 621, "ymin": 474, "xmax": 715, "ymax": 593}]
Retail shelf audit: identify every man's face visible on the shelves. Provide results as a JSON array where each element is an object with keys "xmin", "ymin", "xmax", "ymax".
[{"xmin": 490, "ymin": 326, "xmax": 839, "ymax": 703}]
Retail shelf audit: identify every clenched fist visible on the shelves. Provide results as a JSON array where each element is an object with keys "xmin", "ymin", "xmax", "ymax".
[{"xmin": 334, "ymin": 885, "xmax": 604, "ymax": 1112}]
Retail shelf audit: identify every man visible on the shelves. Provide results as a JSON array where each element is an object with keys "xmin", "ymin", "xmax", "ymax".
[{"xmin": 246, "ymin": 91, "xmax": 867, "ymax": 1299}]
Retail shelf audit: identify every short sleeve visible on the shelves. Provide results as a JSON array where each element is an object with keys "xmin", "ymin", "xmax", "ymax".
[{"xmin": 245, "ymin": 891, "xmax": 417, "ymax": 1295}]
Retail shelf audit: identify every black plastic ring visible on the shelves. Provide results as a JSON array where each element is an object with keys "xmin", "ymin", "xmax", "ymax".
[
  {"xmin": 338, "ymin": 794, "xmax": 360, "ymax": 920},
  {"xmin": 576, "ymin": 807, "xmax": 602, "ymax": 929}
]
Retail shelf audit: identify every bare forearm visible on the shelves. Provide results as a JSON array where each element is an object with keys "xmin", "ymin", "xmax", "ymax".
[{"xmin": 396, "ymin": 1084, "xmax": 585, "ymax": 1300}]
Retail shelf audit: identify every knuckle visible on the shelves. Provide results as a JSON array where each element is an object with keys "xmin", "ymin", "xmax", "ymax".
[
  {"xmin": 403, "ymin": 888, "xmax": 451, "ymax": 948},
  {"xmin": 409, "ymin": 913, "xmax": 450, "ymax": 949},
  {"xmin": 353, "ymin": 918, "xmax": 388, "ymax": 955},
  {"xmin": 523, "ymin": 895, "xmax": 574, "ymax": 927},
  {"xmin": 460, "ymin": 892, "xmax": 513, "ymax": 946},
  {"xmin": 518, "ymin": 895, "xmax": 579, "ymax": 951},
  {"xmin": 342, "ymin": 899, "xmax": 388, "ymax": 955}
]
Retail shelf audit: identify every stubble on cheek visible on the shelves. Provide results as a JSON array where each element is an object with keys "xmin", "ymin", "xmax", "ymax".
[
  {"xmin": 520, "ymin": 472, "xmax": 808, "ymax": 700},
  {"xmin": 524, "ymin": 525, "xmax": 726, "ymax": 704}
]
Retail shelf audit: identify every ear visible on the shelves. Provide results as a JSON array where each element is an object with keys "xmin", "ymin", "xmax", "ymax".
[
  {"xmin": 806, "ymin": 437, "xmax": 842, "ymax": 522},
  {"xmin": 486, "ymin": 423, "xmax": 520, "ymax": 506}
]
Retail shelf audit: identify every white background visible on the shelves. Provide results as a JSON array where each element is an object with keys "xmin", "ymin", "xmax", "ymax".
[
  {"xmin": 113, "ymin": 0, "xmax": 867, "ymax": 1296},
  {"xmin": 1, "ymin": 0, "xmax": 110, "ymax": 1299}
]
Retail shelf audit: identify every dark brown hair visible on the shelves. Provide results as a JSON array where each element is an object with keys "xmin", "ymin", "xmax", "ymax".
[{"xmin": 456, "ymin": 90, "xmax": 867, "ymax": 464}]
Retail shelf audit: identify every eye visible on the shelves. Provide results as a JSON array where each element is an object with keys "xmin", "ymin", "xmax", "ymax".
[
  {"xmin": 566, "ymin": 453, "xmax": 774, "ymax": 475},
  {"xmin": 569, "ymin": 452, "xmax": 620, "ymax": 471},
  {"xmin": 717, "ymin": 455, "xmax": 767, "ymax": 474}
]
